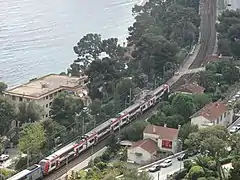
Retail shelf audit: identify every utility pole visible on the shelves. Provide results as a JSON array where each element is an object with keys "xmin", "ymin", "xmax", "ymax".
[
  {"xmin": 27, "ymin": 149, "xmax": 29, "ymax": 168},
  {"xmin": 129, "ymin": 88, "xmax": 132, "ymax": 105},
  {"xmin": 82, "ymin": 116, "xmax": 85, "ymax": 137}
]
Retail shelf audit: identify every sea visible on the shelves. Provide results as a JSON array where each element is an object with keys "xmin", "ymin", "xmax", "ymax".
[{"xmin": 0, "ymin": 0, "xmax": 145, "ymax": 87}]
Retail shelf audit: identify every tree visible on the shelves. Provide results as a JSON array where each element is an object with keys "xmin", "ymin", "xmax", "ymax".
[
  {"xmin": 89, "ymin": 99, "xmax": 102, "ymax": 116},
  {"xmin": 18, "ymin": 122, "xmax": 46, "ymax": 155},
  {"xmin": 229, "ymin": 156, "xmax": 240, "ymax": 180},
  {"xmin": 73, "ymin": 33, "xmax": 102, "ymax": 60},
  {"xmin": 50, "ymin": 92, "xmax": 84, "ymax": 127},
  {"xmin": 171, "ymin": 93, "xmax": 196, "ymax": 120},
  {"xmin": 179, "ymin": 122, "xmax": 198, "ymax": 144},
  {"xmin": 148, "ymin": 113, "xmax": 185, "ymax": 129},
  {"xmin": 116, "ymin": 78, "xmax": 136, "ymax": 104},
  {"xmin": 0, "ymin": 96, "xmax": 16, "ymax": 135},
  {"xmin": 188, "ymin": 166, "xmax": 205, "ymax": 180},
  {"xmin": 192, "ymin": 94, "xmax": 211, "ymax": 111},
  {"xmin": 122, "ymin": 168, "xmax": 153, "ymax": 180},
  {"xmin": 0, "ymin": 82, "xmax": 7, "ymax": 94},
  {"xmin": 41, "ymin": 119, "xmax": 67, "ymax": 150},
  {"xmin": 16, "ymin": 101, "xmax": 44, "ymax": 124},
  {"xmin": 121, "ymin": 121, "xmax": 148, "ymax": 141},
  {"xmin": 185, "ymin": 126, "xmax": 229, "ymax": 180}
]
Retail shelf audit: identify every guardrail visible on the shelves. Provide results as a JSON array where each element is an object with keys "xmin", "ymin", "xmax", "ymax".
[{"xmin": 116, "ymin": 150, "xmax": 186, "ymax": 179}]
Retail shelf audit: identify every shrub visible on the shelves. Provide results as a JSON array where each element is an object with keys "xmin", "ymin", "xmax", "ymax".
[{"xmin": 220, "ymin": 156, "xmax": 234, "ymax": 165}]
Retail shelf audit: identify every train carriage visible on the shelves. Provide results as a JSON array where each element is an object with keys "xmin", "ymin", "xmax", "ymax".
[
  {"xmin": 8, "ymin": 165, "xmax": 43, "ymax": 180},
  {"xmin": 9, "ymin": 83, "xmax": 169, "ymax": 179}
]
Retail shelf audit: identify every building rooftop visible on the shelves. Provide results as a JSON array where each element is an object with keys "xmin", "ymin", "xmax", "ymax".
[
  {"xmin": 144, "ymin": 124, "xmax": 179, "ymax": 141},
  {"xmin": 191, "ymin": 101, "xmax": 228, "ymax": 121},
  {"xmin": 4, "ymin": 74, "xmax": 87, "ymax": 99},
  {"xmin": 130, "ymin": 138, "xmax": 157, "ymax": 154},
  {"xmin": 177, "ymin": 83, "xmax": 205, "ymax": 94}
]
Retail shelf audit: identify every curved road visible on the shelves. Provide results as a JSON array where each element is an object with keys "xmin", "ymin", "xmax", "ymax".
[{"xmin": 44, "ymin": 0, "xmax": 217, "ymax": 179}]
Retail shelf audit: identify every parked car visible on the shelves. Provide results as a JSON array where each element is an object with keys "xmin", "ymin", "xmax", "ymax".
[
  {"xmin": 236, "ymin": 124, "xmax": 240, "ymax": 130},
  {"xmin": 0, "ymin": 154, "xmax": 9, "ymax": 162},
  {"xmin": 160, "ymin": 159, "xmax": 172, "ymax": 168},
  {"xmin": 148, "ymin": 164, "xmax": 161, "ymax": 172},
  {"xmin": 177, "ymin": 153, "xmax": 188, "ymax": 161},
  {"xmin": 229, "ymin": 126, "xmax": 238, "ymax": 133}
]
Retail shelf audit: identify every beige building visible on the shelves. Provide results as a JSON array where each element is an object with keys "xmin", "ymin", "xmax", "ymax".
[
  {"xmin": 127, "ymin": 138, "xmax": 158, "ymax": 165},
  {"xmin": 143, "ymin": 124, "xmax": 180, "ymax": 154},
  {"xmin": 4, "ymin": 74, "xmax": 90, "ymax": 119},
  {"xmin": 191, "ymin": 101, "xmax": 233, "ymax": 129}
]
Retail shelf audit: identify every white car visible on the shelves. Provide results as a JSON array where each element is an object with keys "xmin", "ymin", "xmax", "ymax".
[
  {"xmin": 229, "ymin": 126, "xmax": 238, "ymax": 133},
  {"xmin": 160, "ymin": 159, "xmax": 172, "ymax": 168},
  {"xmin": 148, "ymin": 164, "xmax": 161, "ymax": 172},
  {"xmin": 0, "ymin": 154, "xmax": 9, "ymax": 162}
]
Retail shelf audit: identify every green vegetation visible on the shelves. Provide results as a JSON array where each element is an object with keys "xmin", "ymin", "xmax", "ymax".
[
  {"xmin": 167, "ymin": 126, "xmax": 240, "ymax": 180},
  {"xmin": 217, "ymin": 9, "xmax": 240, "ymax": 57},
  {"xmin": 67, "ymin": 163, "xmax": 153, "ymax": 180},
  {"xmin": 18, "ymin": 122, "xmax": 46, "ymax": 155},
  {"xmin": 148, "ymin": 93, "xmax": 211, "ymax": 128}
]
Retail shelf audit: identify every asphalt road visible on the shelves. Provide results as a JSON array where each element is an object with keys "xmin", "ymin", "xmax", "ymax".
[
  {"xmin": 228, "ymin": 0, "xmax": 240, "ymax": 10},
  {"xmin": 148, "ymin": 156, "xmax": 196, "ymax": 180}
]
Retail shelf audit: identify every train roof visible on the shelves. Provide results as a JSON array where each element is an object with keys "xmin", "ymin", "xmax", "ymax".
[
  {"xmin": 85, "ymin": 118, "xmax": 113, "ymax": 136},
  {"xmin": 8, "ymin": 165, "xmax": 41, "ymax": 180},
  {"xmin": 152, "ymin": 84, "xmax": 168, "ymax": 95},
  {"xmin": 45, "ymin": 141, "xmax": 77, "ymax": 160},
  {"xmin": 120, "ymin": 101, "xmax": 142, "ymax": 114}
]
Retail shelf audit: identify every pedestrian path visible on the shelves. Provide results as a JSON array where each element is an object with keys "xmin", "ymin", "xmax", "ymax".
[{"xmin": 58, "ymin": 147, "xmax": 107, "ymax": 180}]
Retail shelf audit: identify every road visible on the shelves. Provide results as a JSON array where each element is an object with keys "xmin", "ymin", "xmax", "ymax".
[
  {"xmin": 227, "ymin": 0, "xmax": 240, "ymax": 10},
  {"xmin": 148, "ymin": 157, "xmax": 184, "ymax": 180}
]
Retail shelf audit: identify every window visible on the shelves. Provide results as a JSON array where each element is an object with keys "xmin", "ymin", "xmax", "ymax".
[
  {"xmin": 46, "ymin": 96, "xmax": 49, "ymax": 99},
  {"xmin": 19, "ymin": 97, "xmax": 23, "ymax": 101},
  {"xmin": 46, "ymin": 104, "xmax": 48, "ymax": 108},
  {"xmin": 50, "ymin": 94, "xmax": 53, "ymax": 99},
  {"xmin": 49, "ymin": 102, "xmax": 52, "ymax": 106},
  {"xmin": 162, "ymin": 140, "xmax": 172, "ymax": 149},
  {"xmin": 224, "ymin": 112, "xmax": 226, "ymax": 118},
  {"xmin": 45, "ymin": 114, "xmax": 48, "ymax": 118},
  {"xmin": 220, "ymin": 115, "xmax": 222, "ymax": 121},
  {"xmin": 217, "ymin": 118, "xmax": 219, "ymax": 124}
]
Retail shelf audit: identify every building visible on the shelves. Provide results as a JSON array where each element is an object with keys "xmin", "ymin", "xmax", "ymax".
[
  {"xmin": 4, "ymin": 74, "xmax": 89, "ymax": 119},
  {"xmin": 176, "ymin": 83, "xmax": 205, "ymax": 94},
  {"xmin": 190, "ymin": 101, "xmax": 233, "ymax": 129},
  {"xmin": 143, "ymin": 124, "xmax": 180, "ymax": 154},
  {"xmin": 127, "ymin": 138, "xmax": 158, "ymax": 164}
]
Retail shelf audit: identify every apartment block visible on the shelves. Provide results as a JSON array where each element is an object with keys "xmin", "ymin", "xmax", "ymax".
[{"xmin": 4, "ymin": 74, "xmax": 90, "ymax": 119}]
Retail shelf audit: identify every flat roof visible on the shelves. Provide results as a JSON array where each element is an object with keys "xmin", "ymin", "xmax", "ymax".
[{"xmin": 4, "ymin": 74, "xmax": 87, "ymax": 99}]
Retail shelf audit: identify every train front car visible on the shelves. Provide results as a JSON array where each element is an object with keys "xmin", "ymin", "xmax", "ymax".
[
  {"xmin": 153, "ymin": 84, "xmax": 169, "ymax": 101},
  {"xmin": 39, "ymin": 159, "xmax": 50, "ymax": 175},
  {"xmin": 7, "ymin": 164, "xmax": 43, "ymax": 180}
]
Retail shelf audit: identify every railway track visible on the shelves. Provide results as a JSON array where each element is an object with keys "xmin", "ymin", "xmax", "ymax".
[
  {"xmin": 189, "ymin": 0, "xmax": 216, "ymax": 69},
  {"xmin": 44, "ymin": 1, "xmax": 217, "ymax": 179}
]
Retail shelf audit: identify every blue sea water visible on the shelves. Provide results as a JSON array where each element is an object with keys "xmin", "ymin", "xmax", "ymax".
[{"xmin": 0, "ymin": 0, "xmax": 143, "ymax": 87}]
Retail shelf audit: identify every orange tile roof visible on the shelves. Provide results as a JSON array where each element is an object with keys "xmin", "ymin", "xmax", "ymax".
[
  {"xmin": 143, "ymin": 125, "xmax": 179, "ymax": 141},
  {"xmin": 177, "ymin": 83, "xmax": 205, "ymax": 94},
  {"xmin": 191, "ymin": 101, "xmax": 228, "ymax": 121},
  {"xmin": 130, "ymin": 139, "xmax": 157, "ymax": 154}
]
